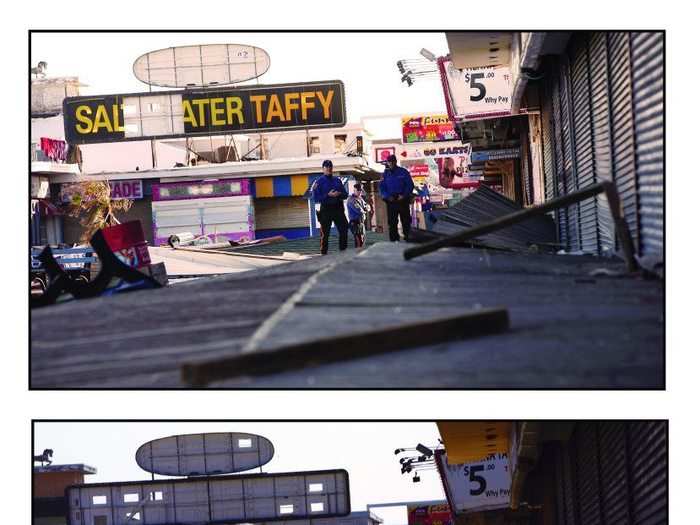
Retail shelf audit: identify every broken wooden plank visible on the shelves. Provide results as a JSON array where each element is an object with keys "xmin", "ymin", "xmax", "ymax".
[
  {"xmin": 174, "ymin": 245, "xmax": 296, "ymax": 261},
  {"xmin": 404, "ymin": 181, "xmax": 639, "ymax": 272},
  {"xmin": 180, "ymin": 307, "xmax": 510, "ymax": 386}
]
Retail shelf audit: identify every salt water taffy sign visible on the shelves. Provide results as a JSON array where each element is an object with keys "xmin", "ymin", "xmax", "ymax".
[
  {"xmin": 436, "ymin": 449, "xmax": 512, "ymax": 514},
  {"xmin": 63, "ymin": 80, "xmax": 346, "ymax": 145}
]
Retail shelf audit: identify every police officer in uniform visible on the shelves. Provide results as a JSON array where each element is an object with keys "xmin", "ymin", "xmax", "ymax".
[
  {"xmin": 312, "ymin": 160, "xmax": 349, "ymax": 255},
  {"xmin": 379, "ymin": 154, "xmax": 415, "ymax": 242}
]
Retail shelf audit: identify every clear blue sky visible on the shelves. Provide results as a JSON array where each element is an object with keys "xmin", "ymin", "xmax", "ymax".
[{"xmin": 34, "ymin": 422, "xmax": 445, "ymax": 525}]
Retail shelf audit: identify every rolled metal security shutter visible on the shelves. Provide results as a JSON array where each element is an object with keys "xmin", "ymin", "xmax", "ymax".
[
  {"xmin": 597, "ymin": 422, "xmax": 631, "ymax": 524},
  {"xmin": 630, "ymin": 32, "xmax": 664, "ymax": 259},
  {"xmin": 573, "ymin": 422, "xmax": 603, "ymax": 525},
  {"xmin": 552, "ymin": 441, "xmax": 569, "ymax": 524},
  {"xmin": 558, "ymin": 56, "xmax": 581, "ymax": 251},
  {"xmin": 550, "ymin": 62, "xmax": 569, "ymax": 249},
  {"xmin": 588, "ymin": 31, "xmax": 617, "ymax": 255},
  {"xmin": 608, "ymin": 32, "xmax": 639, "ymax": 251},
  {"xmin": 539, "ymin": 65, "xmax": 558, "ymax": 238},
  {"xmin": 627, "ymin": 422, "xmax": 667, "ymax": 524},
  {"xmin": 520, "ymin": 124, "xmax": 533, "ymax": 206},
  {"xmin": 253, "ymin": 197, "xmax": 310, "ymax": 231},
  {"xmin": 561, "ymin": 438, "xmax": 579, "ymax": 525},
  {"xmin": 569, "ymin": 33, "xmax": 599, "ymax": 254}
]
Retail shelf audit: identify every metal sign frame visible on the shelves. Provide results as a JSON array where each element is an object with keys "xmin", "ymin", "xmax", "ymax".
[
  {"xmin": 132, "ymin": 44, "xmax": 271, "ymax": 88},
  {"xmin": 62, "ymin": 79, "xmax": 347, "ymax": 145},
  {"xmin": 66, "ymin": 468, "xmax": 350, "ymax": 525},
  {"xmin": 135, "ymin": 432, "xmax": 274, "ymax": 476}
]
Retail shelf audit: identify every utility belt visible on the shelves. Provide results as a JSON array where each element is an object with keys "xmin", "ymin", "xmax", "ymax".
[{"xmin": 319, "ymin": 201, "xmax": 344, "ymax": 212}]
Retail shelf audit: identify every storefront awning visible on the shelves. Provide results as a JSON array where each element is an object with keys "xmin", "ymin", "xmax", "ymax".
[{"xmin": 437, "ymin": 421, "xmax": 512, "ymax": 464}]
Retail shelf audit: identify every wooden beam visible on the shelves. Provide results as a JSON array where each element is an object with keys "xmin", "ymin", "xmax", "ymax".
[
  {"xmin": 181, "ymin": 307, "xmax": 510, "ymax": 386},
  {"xmin": 404, "ymin": 181, "xmax": 638, "ymax": 272}
]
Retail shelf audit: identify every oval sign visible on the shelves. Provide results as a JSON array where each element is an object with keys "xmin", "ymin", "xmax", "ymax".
[
  {"xmin": 135, "ymin": 432, "xmax": 275, "ymax": 476},
  {"xmin": 133, "ymin": 44, "xmax": 271, "ymax": 88}
]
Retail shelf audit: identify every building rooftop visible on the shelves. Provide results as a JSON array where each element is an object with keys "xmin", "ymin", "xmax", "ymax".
[
  {"xmin": 33, "ymin": 464, "xmax": 97, "ymax": 474},
  {"xmin": 51, "ymin": 154, "xmax": 377, "ymax": 183}
]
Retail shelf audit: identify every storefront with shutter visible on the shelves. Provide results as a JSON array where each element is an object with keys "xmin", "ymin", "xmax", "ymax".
[
  {"xmin": 151, "ymin": 179, "xmax": 254, "ymax": 246},
  {"xmin": 532, "ymin": 31, "xmax": 664, "ymax": 260},
  {"xmin": 251, "ymin": 174, "xmax": 314, "ymax": 239},
  {"xmin": 510, "ymin": 421, "xmax": 667, "ymax": 525}
]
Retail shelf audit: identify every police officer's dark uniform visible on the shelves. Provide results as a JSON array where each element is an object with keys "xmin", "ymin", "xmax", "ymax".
[
  {"xmin": 312, "ymin": 160, "xmax": 349, "ymax": 255},
  {"xmin": 379, "ymin": 154, "xmax": 415, "ymax": 242}
]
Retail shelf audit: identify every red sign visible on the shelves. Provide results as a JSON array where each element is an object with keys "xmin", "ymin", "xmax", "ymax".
[
  {"xmin": 101, "ymin": 220, "xmax": 151, "ymax": 268},
  {"xmin": 407, "ymin": 504, "xmax": 453, "ymax": 525},
  {"xmin": 402, "ymin": 115, "xmax": 458, "ymax": 144},
  {"xmin": 408, "ymin": 163, "xmax": 430, "ymax": 177}
]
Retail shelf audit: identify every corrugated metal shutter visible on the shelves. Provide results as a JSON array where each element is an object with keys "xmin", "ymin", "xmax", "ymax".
[
  {"xmin": 520, "ymin": 125, "xmax": 533, "ymax": 206},
  {"xmin": 627, "ymin": 422, "xmax": 667, "ymax": 525},
  {"xmin": 630, "ymin": 32, "xmax": 664, "ymax": 258},
  {"xmin": 597, "ymin": 422, "xmax": 631, "ymax": 524},
  {"xmin": 573, "ymin": 423, "xmax": 603, "ymax": 525},
  {"xmin": 561, "ymin": 438, "xmax": 579, "ymax": 525},
  {"xmin": 588, "ymin": 31, "xmax": 617, "ymax": 255},
  {"xmin": 253, "ymin": 197, "xmax": 310, "ymax": 231},
  {"xmin": 539, "ymin": 68, "xmax": 559, "ymax": 240},
  {"xmin": 569, "ymin": 34, "xmax": 599, "ymax": 254},
  {"xmin": 608, "ymin": 32, "xmax": 639, "ymax": 251},
  {"xmin": 550, "ymin": 62, "xmax": 569, "ymax": 249},
  {"xmin": 558, "ymin": 56, "xmax": 581, "ymax": 251},
  {"xmin": 552, "ymin": 441, "xmax": 568, "ymax": 525}
]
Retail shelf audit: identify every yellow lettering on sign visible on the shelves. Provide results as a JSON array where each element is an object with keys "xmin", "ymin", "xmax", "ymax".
[
  {"xmin": 300, "ymin": 92, "xmax": 315, "ymax": 120},
  {"xmin": 191, "ymin": 99, "xmax": 208, "ymax": 127},
  {"xmin": 316, "ymin": 89, "xmax": 334, "ymax": 119},
  {"xmin": 113, "ymin": 104, "xmax": 124, "ymax": 132},
  {"xmin": 250, "ymin": 95, "xmax": 266, "ymax": 124},
  {"xmin": 75, "ymin": 105, "xmax": 93, "ymax": 134},
  {"xmin": 210, "ymin": 98, "xmax": 226, "ymax": 126},
  {"xmin": 284, "ymin": 93, "xmax": 300, "ymax": 121},
  {"xmin": 226, "ymin": 97, "xmax": 244, "ymax": 125},
  {"xmin": 92, "ymin": 105, "xmax": 113, "ymax": 133},
  {"xmin": 182, "ymin": 100, "xmax": 198, "ymax": 127},
  {"xmin": 266, "ymin": 94, "xmax": 286, "ymax": 123}
]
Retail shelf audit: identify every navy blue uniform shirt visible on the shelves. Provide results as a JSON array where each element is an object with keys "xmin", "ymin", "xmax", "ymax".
[
  {"xmin": 313, "ymin": 175, "xmax": 348, "ymax": 207},
  {"xmin": 379, "ymin": 165, "xmax": 415, "ymax": 200}
]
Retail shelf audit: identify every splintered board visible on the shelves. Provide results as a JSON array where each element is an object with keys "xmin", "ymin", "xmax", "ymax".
[
  {"xmin": 135, "ymin": 433, "xmax": 274, "ymax": 476},
  {"xmin": 67, "ymin": 469, "xmax": 350, "ymax": 525}
]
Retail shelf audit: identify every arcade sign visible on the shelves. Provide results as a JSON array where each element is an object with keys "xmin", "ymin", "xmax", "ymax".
[{"xmin": 63, "ymin": 80, "xmax": 346, "ymax": 145}]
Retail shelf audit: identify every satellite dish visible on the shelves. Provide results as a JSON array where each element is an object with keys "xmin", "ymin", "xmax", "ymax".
[
  {"xmin": 133, "ymin": 44, "xmax": 271, "ymax": 88},
  {"xmin": 135, "ymin": 432, "xmax": 274, "ymax": 476}
]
